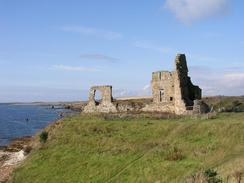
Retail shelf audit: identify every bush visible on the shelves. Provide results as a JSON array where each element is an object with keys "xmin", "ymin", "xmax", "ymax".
[
  {"xmin": 39, "ymin": 131, "xmax": 48, "ymax": 143},
  {"xmin": 204, "ymin": 169, "xmax": 222, "ymax": 183},
  {"xmin": 164, "ymin": 146, "xmax": 184, "ymax": 161}
]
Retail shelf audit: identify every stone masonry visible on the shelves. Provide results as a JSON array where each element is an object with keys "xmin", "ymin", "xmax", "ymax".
[
  {"xmin": 143, "ymin": 54, "xmax": 208, "ymax": 115},
  {"xmin": 83, "ymin": 85, "xmax": 117, "ymax": 113},
  {"xmin": 83, "ymin": 54, "xmax": 209, "ymax": 114}
]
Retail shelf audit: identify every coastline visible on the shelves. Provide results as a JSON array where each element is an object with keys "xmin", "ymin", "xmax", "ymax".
[{"xmin": 0, "ymin": 108, "xmax": 76, "ymax": 183}]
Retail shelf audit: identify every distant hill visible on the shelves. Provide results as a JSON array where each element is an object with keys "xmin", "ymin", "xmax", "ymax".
[{"xmin": 203, "ymin": 96, "xmax": 244, "ymax": 112}]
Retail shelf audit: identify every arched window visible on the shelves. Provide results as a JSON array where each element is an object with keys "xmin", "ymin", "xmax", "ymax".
[{"xmin": 94, "ymin": 90, "xmax": 102, "ymax": 105}]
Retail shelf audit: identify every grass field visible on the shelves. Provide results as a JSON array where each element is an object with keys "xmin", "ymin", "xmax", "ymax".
[{"xmin": 12, "ymin": 113, "xmax": 244, "ymax": 183}]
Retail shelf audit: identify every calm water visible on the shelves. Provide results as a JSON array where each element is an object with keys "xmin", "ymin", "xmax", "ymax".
[{"xmin": 0, "ymin": 103, "xmax": 71, "ymax": 146}]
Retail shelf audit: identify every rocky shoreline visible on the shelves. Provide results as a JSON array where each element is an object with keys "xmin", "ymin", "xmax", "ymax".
[
  {"xmin": 0, "ymin": 107, "xmax": 76, "ymax": 183},
  {"xmin": 0, "ymin": 136, "xmax": 32, "ymax": 183}
]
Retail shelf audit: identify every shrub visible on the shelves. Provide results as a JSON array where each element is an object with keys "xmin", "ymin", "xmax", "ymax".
[
  {"xmin": 39, "ymin": 131, "xmax": 48, "ymax": 143},
  {"xmin": 204, "ymin": 169, "xmax": 222, "ymax": 183},
  {"xmin": 164, "ymin": 146, "xmax": 184, "ymax": 161}
]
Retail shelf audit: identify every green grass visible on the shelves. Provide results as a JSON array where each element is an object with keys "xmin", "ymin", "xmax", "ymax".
[{"xmin": 12, "ymin": 113, "xmax": 244, "ymax": 183}]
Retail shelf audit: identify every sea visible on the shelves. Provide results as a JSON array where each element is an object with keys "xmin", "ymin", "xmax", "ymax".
[{"xmin": 0, "ymin": 103, "xmax": 71, "ymax": 146}]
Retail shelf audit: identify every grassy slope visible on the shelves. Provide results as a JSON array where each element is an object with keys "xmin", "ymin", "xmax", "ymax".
[{"xmin": 12, "ymin": 113, "xmax": 244, "ymax": 183}]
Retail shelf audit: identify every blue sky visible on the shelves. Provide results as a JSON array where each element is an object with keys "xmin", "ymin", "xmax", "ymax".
[{"xmin": 0, "ymin": 0, "xmax": 244, "ymax": 102}]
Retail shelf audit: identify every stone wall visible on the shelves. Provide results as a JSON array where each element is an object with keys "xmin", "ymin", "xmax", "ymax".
[
  {"xmin": 192, "ymin": 100, "xmax": 210, "ymax": 114},
  {"xmin": 83, "ymin": 85, "xmax": 117, "ymax": 113},
  {"xmin": 151, "ymin": 71, "xmax": 175, "ymax": 103},
  {"xmin": 143, "ymin": 54, "xmax": 206, "ymax": 115},
  {"xmin": 83, "ymin": 54, "xmax": 209, "ymax": 115}
]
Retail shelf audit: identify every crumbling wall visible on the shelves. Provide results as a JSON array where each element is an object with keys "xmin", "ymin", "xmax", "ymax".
[
  {"xmin": 143, "ymin": 54, "xmax": 206, "ymax": 115},
  {"xmin": 175, "ymin": 54, "xmax": 201, "ymax": 106},
  {"xmin": 83, "ymin": 54, "xmax": 208, "ymax": 115},
  {"xmin": 192, "ymin": 100, "xmax": 210, "ymax": 114},
  {"xmin": 152, "ymin": 71, "xmax": 175, "ymax": 103},
  {"xmin": 142, "ymin": 71, "xmax": 175, "ymax": 113},
  {"xmin": 174, "ymin": 54, "xmax": 202, "ymax": 114},
  {"xmin": 174, "ymin": 54, "xmax": 190, "ymax": 114},
  {"xmin": 114, "ymin": 98, "xmax": 152, "ymax": 112},
  {"xmin": 83, "ymin": 85, "xmax": 117, "ymax": 113}
]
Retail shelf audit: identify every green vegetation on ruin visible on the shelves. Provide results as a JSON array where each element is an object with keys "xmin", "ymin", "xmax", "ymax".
[{"xmin": 12, "ymin": 112, "xmax": 244, "ymax": 183}]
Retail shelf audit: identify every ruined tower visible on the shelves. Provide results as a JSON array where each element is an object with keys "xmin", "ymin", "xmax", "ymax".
[
  {"xmin": 143, "ymin": 54, "xmax": 207, "ymax": 115},
  {"xmin": 83, "ymin": 54, "xmax": 208, "ymax": 114}
]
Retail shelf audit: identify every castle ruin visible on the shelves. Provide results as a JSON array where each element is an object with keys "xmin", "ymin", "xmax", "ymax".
[
  {"xmin": 83, "ymin": 85, "xmax": 117, "ymax": 113},
  {"xmin": 83, "ymin": 54, "xmax": 209, "ymax": 115}
]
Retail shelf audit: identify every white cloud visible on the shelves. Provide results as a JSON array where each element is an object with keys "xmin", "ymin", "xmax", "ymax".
[
  {"xmin": 223, "ymin": 73, "xmax": 244, "ymax": 88},
  {"xmin": 113, "ymin": 89, "xmax": 138, "ymax": 97},
  {"xmin": 165, "ymin": 0, "xmax": 230, "ymax": 24},
  {"xmin": 61, "ymin": 26, "xmax": 123, "ymax": 40},
  {"xmin": 113, "ymin": 86, "xmax": 152, "ymax": 98},
  {"xmin": 52, "ymin": 65, "xmax": 100, "ymax": 72},
  {"xmin": 224, "ymin": 73, "xmax": 244, "ymax": 80},
  {"xmin": 141, "ymin": 84, "xmax": 151, "ymax": 96},
  {"xmin": 80, "ymin": 54, "xmax": 119, "ymax": 62},
  {"xmin": 189, "ymin": 66, "xmax": 244, "ymax": 96},
  {"xmin": 143, "ymin": 84, "xmax": 151, "ymax": 91},
  {"xmin": 134, "ymin": 41, "xmax": 172, "ymax": 53}
]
